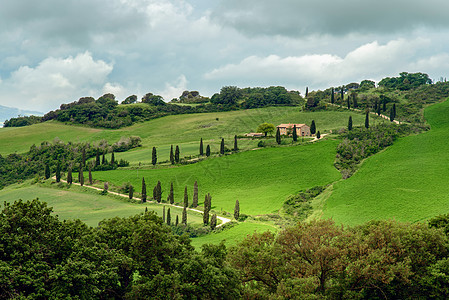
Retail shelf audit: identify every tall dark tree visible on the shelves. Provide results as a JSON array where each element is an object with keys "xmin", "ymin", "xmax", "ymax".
[
  {"xmin": 169, "ymin": 182, "xmax": 174, "ymax": 204},
  {"xmin": 347, "ymin": 96, "xmax": 351, "ymax": 109},
  {"xmin": 110, "ymin": 151, "xmax": 115, "ymax": 165},
  {"xmin": 203, "ymin": 193, "xmax": 211, "ymax": 225},
  {"xmin": 95, "ymin": 149, "xmax": 100, "ymax": 166},
  {"xmin": 331, "ymin": 88, "xmax": 335, "ymax": 104},
  {"xmin": 182, "ymin": 207, "xmax": 187, "ymax": 225},
  {"xmin": 206, "ymin": 145, "xmax": 211, "ymax": 157},
  {"xmin": 129, "ymin": 184, "xmax": 133, "ymax": 199},
  {"xmin": 175, "ymin": 145, "xmax": 180, "ymax": 163},
  {"xmin": 353, "ymin": 93, "xmax": 358, "ymax": 108},
  {"xmin": 292, "ymin": 125, "xmax": 298, "ymax": 142},
  {"xmin": 393, "ymin": 103, "xmax": 396, "ymax": 119},
  {"xmin": 44, "ymin": 164, "xmax": 50, "ymax": 180},
  {"xmin": 340, "ymin": 87, "xmax": 344, "ymax": 101},
  {"xmin": 167, "ymin": 208, "xmax": 171, "ymax": 225},
  {"xmin": 210, "ymin": 214, "xmax": 217, "ymax": 230},
  {"xmin": 365, "ymin": 112, "xmax": 370, "ymax": 129},
  {"xmin": 220, "ymin": 138, "xmax": 225, "ymax": 155},
  {"xmin": 199, "ymin": 138, "xmax": 204, "ymax": 156},
  {"xmin": 157, "ymin": 181, "xmax": 162, "ymax": 203},
  {"xmin": 305, "ymin": 87, "xmax": 309, "ymax": 97},
  {"xmin": 102, "ymin": 151, "xmax": 106, "ymax": 165},
  {"xmin": 88, "ymin": 165, "xmax": 93, "ymax": 185},
  {"xmin": 67, "ymin": 166, "xmax": 73, "ymax": 184},
  {"xmin": 193, "ymin": 181, "xmax": 198, "ymax": 207},
  {"xmin": 310, "ymin": 120, "xmax": 316, "ymax": 135},
  {"xmin": 56, "ymin": 162, "xmax": 61, "ymax": 183},
  {"xmin": 175, "ymin": 215, "xmax": 179, "ymax": 226},
  {"xmin": 377, "ymin": 103, "xmax": 381, "ymax": 116},
  {"xmin": 162, "ymin": 206, "xmax": 166, "ymax": 223},
  {"xmin": 141, "ymin": 177, "xmax": 147, "ymax": 203},
  {"xmin": 184, "ymin": 186, "xmax": 188, "ymax": 207},
  {"xmin": 234, "ymin": 135, "xmax": 238, "ymax": 151},
  {"xmin": 348, "ymin": 116, "xmax": 353, "ymax": 131},
  {"xmin": 390, "ymin": 107, "xmax": 395, "ymax": 122},
  {"xmin": 152, "ymin": 147, "xmax": 157, "ymax": 166},
  {"xmin": 79, "ymin": 166, "xmax": 84, "ymax": 186},
  {"xmin": 316, "ymin": 131, "xmax": 321, "ymax": 139},
  {"xmin": 170, "ymin": 145, "xmax": 174, "ymax": 164},
  {"xmin": 234, "ymin": 199, "xmax": 240, "ymax": 220},
  {"xmin": 383, "ymin": 100, "xmax": 387, "ymax": 112},
  {"xmin": 276, "ymin": 127, "xmax": 281, "ymax": 145}
]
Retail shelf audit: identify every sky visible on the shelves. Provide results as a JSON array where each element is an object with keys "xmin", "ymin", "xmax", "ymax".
[{"xmin": 1, "ymin": 0, "xmax": 449, "ymax": 112}]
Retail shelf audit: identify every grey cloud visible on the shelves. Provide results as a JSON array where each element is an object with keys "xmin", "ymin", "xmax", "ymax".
[{"xmin": 211, "ymin": 0, "xmax": 449, "ymax": 37}]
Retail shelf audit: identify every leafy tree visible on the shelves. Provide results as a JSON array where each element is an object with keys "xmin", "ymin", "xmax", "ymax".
[
  {"xmin": 141, "ymin": 177, "xmax": 147, "ymax": 202},
  {"xmin": 122, "ymin": 95, "xmax": 137, "ymax": 104},
  {"xmin": 129, "ymin": 184, "xmax": 133, "ymax": 199},
  {"xmin": 360, "ymin": 79, "xmax": 375, "ymax": 90},
  {"xmin": 199, "ymin": 138, "xmax": 204, "ymax": 156},
  {"xmin": 182, "ymin": 207, "xmax": 187, "ymax": 225},
  {"xmin": 276, "ymin": 127, "xmax": 281, "ymax": 144},
  {"xmin": 169, "ymin": 182, "xmax": 174, "ymax": 204},
  {"xmin": 310, "ymin": 120, "xmax": 316, "ymax": 135},
  {"xmin": 170, "ymin": 145, "xmax": 174, "ymax": 164},
  {"xmin": 210, "ymin": 214, "xmax": 217, "ymax": 230},
  {"xmin": 365, "ymin": 112, "xmax": 370, "ymax": 129},
  {"xmin": 141, "ymin": 93, "xmax": 165, "ymax": 106},
  {"xmin": 206, "ymin": 145, "xmax": 211, "ymax": 157},
  {"xmin": 348, "ymin": 116, "xmax": 353, "ymax": 131},
  {"xmin": 175, "ymin": 145, "xmax": 180, "ymax": 163},
  {"xmin": 234, "ymin": 135, "xmax": 238, "ymax": 151},
  {"xmin": 257, "ymin": 123, "xmax": 275, "ymax": 137},
  {"xmin": 383, "ymin": 99, "xmax": 387, "ymax": 112},
  {"xmin": 193, "ymin": 181, "xmax": 198, "ymax": 207},
  {"xmin": 67, "ymin": 166, "xmax": 72, "ymax": 184},
  {"xmin": 292, "ymin": 125, "xmax": 298, "ymax": 142},
  {"xmin": 45, "ymin": 164, "xmax": 50, "ymax": 180},
  {"xmin": 234, "ymin": 199, "xmax": 240, "ymax": 220},
  {"xmin": 56, "ymin": 162, "xmax": 61, "ymax": 182},
  {"xmin": 211, "ymin": 86, "xmax": 242, "ymax": 105},
  {"xmin": 184, "ymin": 186, "xmax": 188, "ymax": 207},
  {"xmin": 220, "ymin": 138, "xmax": 225, "ymax": 155},
  {"xmin": 316, "ymin": 131, "xmax": 321, "ymax": 139},
  {"xmin": 152, "ymin": 147, "xmax": 157, "ymax": 166}
]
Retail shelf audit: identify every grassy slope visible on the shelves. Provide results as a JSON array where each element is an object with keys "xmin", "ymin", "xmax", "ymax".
[
  {"xmin": 323, "ymin": 100, "xmax": 449, "ymax": 226},
  {"xmin": 0, "ymin": 182, "xmax": 203, "ymax": 227},
  {"xmin": 92, "ymin": 140, "xmax": 341, "ymax": 215}
]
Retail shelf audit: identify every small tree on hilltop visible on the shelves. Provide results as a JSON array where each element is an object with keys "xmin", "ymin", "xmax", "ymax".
[
  {"xmin": 276, "ymin": 127, "xmax": 281, "ymax": 145},
  {"xmin": 365, "ymin": 112, "xmax": 370, "ymax": 129},
  {"xmin": 170, "ymin": 145, "xmax": 174, "ymax": 164},
  {"xmin": 193, "ymin": 181, "xmax": 198, "ymax": 207},
  {"xmin": 234, "ymin": 199, "xmax": 240, "ymax": 220},
  {"xmin": 206, "ymin": 145, "xmax": 211, "ymax": 157},
  {"xmin": 152, "ymin": 147, "xmax": 157, "ymax": 166},
  {"xmin": 45, "ymin": 164, "xmax": 50, "ymax": 180},
  {"xmin": 348, "ymin": 116, "xmax": 353, "ymax": 131},
  {"xmin": 292, "ymin": 125, "xmax": 298, "ymax": 142},
  {"xmin": 141, "ymin": 177, "xmax": 147, "ymax": 203},
  {"xmin": 310, "ymin": 120, "xmax": 316, "ymax": 135},
  {"xmin": 199, "ymin": 138, "xmax": 204, "ymax": 156},
  {"xmin": 175, "ymin": 145, "xmax": 180, "ymax": 163},
  {"xmin": 220, "ymin": 138, "xmax": 225, "ymax": 155}
]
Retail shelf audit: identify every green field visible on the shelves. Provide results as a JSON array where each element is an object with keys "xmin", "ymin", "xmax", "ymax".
[
  {"xmin": 92, "ymin": 139, "xmax": 342, "ymax": 215},
  {"xmin": 323, "ymin": 99, "xmax": 449, "ymax": 225},
  {"xmin": 0, "ymin": 182, "xmax": 204, "ymax": 227}
]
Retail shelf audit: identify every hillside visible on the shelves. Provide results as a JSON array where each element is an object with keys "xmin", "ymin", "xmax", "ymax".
[{"xmin": 322, "ymin": 99, "xmax": 449, "ymax": 225}]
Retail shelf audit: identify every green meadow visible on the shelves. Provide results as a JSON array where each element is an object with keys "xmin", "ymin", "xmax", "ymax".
[{"xmin": 323, "ymin": 99, "xmax": 449, "ymax": 226}]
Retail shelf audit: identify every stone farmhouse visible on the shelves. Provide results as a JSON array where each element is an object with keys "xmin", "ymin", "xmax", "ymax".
[{"xmin": 277, "ymin": 123, "xmax": 311, "ymax": 136}]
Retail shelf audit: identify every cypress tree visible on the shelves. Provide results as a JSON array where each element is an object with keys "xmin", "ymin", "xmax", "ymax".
[
  {"xmin": 110, "ymin": 151, "xmax": 115, "ymax": 165},
  {"xmin": 310, "ymin": 120, "xmax": 316, "ymax": 135},
  {"xmin": 393, "ymin": 103, "xmax": 396, "ymax": 119},
  {"xmin": 377, "ymin": 103, "xmax": 381, "ymax": 116},
  {"xmin": 220, "ymin": 138, "xmax": 225, "ymax": 154},
  {"xmin": 163, "ymin": 206, "xmax": 166, "ymax": 223},
  {"xmin": 316, "ymin": 131, "xmax": 321, "ymax": 139},
  {"xmin": 383, "ymin": 99, "xmax": 387, "ymax": 112},
  {"xmin": 95, "ymin": 149, "xmax": 100, "ymax": 166},
  {"xmin": 141, "ymin": 177, "xmax": 147, "ymax": 202},
  {"xmin": 203, "ymin": 193, "xmax": 211, "ymax": 225},
  {"xmin": 102, "ymin": 151, "xmax": 106, "ymax": 165},
  {"xmin": 167, "ymin": 208, "xmax": 171, "ymax": 225},
  {"xmin": 67, "ymin": 166, "xmax": 72, "ymax": 184},
  {"xmin": 365, "ymin": 112, "xmax": 369, "ymax": 129},
  {"xmin": 390, "ymin": 107, "xmax": 395, "ymax": 122},
  {"xmin": 199, "ymin": 138, "xmax": 204, "ymax": 156},
  {"xmin": 78, "ymin": 163, "xmax": 81, "ymax": 182},
  {"xmin": 184, "ymin": 186, "xmax": 188, "ymax": 207},
  {"xmin": 340, "ymin": 87, "xmax": 344, "ymax": 101},
  {"xmin": 292, "ymin": 125, "xmax": 298, "ymax": 142},
  {"xmin": 157, "ymin": 181, "xmax": 162, "ymax": 203},
  {"xmin": 305, "ymin": 87, "xmax": 309, "ymax": 97},
  {"xmin": 45, "ymin": 164, "xmax": 50, "ymax": 180},
  {"xmin": 348, "ymin": 116, "xmax": 353, "ymax": 131},
  {"xmin": 170, "ymin": 145, "xmax": 174, "ymax": 164},
  {"xmin": 331, "ymin": 88, "xmax": 335, "ymax": 104},
  {"xmin": 193, "ymin": 181, "xmax": 198, "ymax": 207},
  {"xmin": 56, "ymin": 162, "xmax": 61, "ymax": 183},
  {"xmin": 210, "ymin": 214, "xmax": 217, "ymax": 230},
  {"xmin": 353, "ymin": 93, "xmax": 358, "ymax": 108},
  {"xmin": 129, "ymin": 184, "xmax": 134, "ymax": 199},
  {"xmin": 175, "ymin": 215, "xmax": 179, "ymax": 226},
  {"xmin": 175, "ymin": 145, "xmax": 180, "ymax": 163},
  {"xmin": 182, "ymin": 206, "xmax": 187, "ymax": 225},
  {"xmin": 152, "ymin": 147, "xmax": 157, "ymax": 166},
  {"xmin": 276, "ymin": 127, "xmax": 281, "ymax": 144},
  {"xmin": 88, "ymin": 164, "xmax": 93, "ymax": 185},
  {"xmin": 206, "ymin": 145, "xmax": 211, "ymax": 157},
  {"xmin": 347, "ymin": 96, "xmax": 350, "ymax": 109},
  {"xmin": 234, "ymin": 199, "xmax": 240, "ymax": 220},
  {"xmin": 79, "ymin": 166, "xmax": 84, "ymax": 186},
  {"xmin": 169, "ymin": 182, "xmax": 174, "ymax": 204},
  {"xmin": 234, "ymin": 135, "xmax": 238, "ymax": 151}
]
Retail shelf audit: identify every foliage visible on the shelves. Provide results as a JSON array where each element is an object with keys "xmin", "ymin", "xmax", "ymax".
[
  {"xmin": 283, "ymin": 186, "xmax": 325, "ymax": 220},
  {"xmin": 256, "ymin": 122, "xmax": 275, "ymax": 136},
  {"xmin": 378, "ymin": 72, "xmax": 432, "ymax": 90},
  {"xmin": 3, "ymin": 115, "xmax": 42, "ymax": 127}
]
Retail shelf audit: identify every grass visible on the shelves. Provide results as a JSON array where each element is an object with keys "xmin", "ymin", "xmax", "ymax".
[
  {"xmin": 0, "ymin": 181, "xmax": 204, "ymax": 227},
  {"xmin": 323, "ymin": 99, "xmax": 449, "ymax": 226},
  {"xmin": 92, "ymin": 139, "xmax": 342, "ymax": 215}
]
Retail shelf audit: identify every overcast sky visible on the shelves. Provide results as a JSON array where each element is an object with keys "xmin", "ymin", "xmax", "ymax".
[{"xmin": 1, "ymin": 0, "xmax": 449, "ymax": 112}]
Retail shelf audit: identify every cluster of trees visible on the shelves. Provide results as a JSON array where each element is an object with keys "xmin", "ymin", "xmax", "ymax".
[
  {"xmin": 378, "ymin": 72, "xmax": 432, "ymax": 90},
  {"xmin": 3, "ymin": 115, "xmax": 42, "ymax": 127}
]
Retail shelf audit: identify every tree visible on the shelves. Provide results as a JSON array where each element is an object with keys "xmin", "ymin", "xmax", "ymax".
[
  {"xmin": 79, "ymin": 166, "xmax": 84, "ymax": 186},
  {"xmin": 175, "ymin": 215, "xmax": 179, "ymax": 226},
  {"xmin": 102, "ymin": 151, "xmax": 106, "ymax": 165},
  {"xmin": 110, "ymin": 151, "xmax": 115, "ymax": 165},
  {"xmin": 353, "ymin": 93, "xmax": 358, "ymax": 108},
  {"xmin": 199, "ymin": 138, "xmax": 204, "ymax": 156},
  {"xmin": 170, "ymin": 145, "xmax": 174, "ymax": 164},
  {"xmin": 45, "ymin": 164, "xmax": 50, "ymax": 180},
  {"xmin": 377, "ymin": 103, "xmax": 381, "ymax": 116},
  {"xmin": 393, "ymin": 103, "xmax": 396, "ymax": 119},
  {"xmin": 184, "ymin": 186, "xmax": 188, "ymax": 207},
  {"xmin": 141, "ymin": 93, "xmax": 165, "ymax": 105},
  {"xmin": 210, "ymin": 214, "xmax": 217, "ymax": 230},
  {"xmin": 347, "ymin": 96, "xmax": 350, "ymax": 109},
  {"xmin": 257, "ymin": 123, "xmax": 275, "ymax": 137},
  {"xmin": 331, "ymin": 88, "xmax": 335, "ymax": 104},
  {"xmin": 167, "ymin": 208, "xmax": 171, "ymax": 225},
  {"xmin": 211, "ymin": 86, "xmax": 241, "ymax": 105},
  {"xmin": 95, "ymin": 149, "xmax": 100, "ymax": 166},
  {"xmin": 340, "ymin": 87, "xmax": 344, "ymax": 101},
  {"xmin": 129, "ymin": 184, "xmax": 133, "ymax": 199},
  {"xmin": 175, "ymin": 145, "xmax": 180, "ymax": 163},
  {"xmin": 305, "ymin": 87, "xmax": 309, "ymax": 97},
  {"xmin": 56, "ymin": 162, "xmax": 61, "ymax": 183},
  {"xmin": 234, "ymin": 199, "xmax": 240, "ymax": 220},
  {"xmin": 360, "ymin": 79, "xmax": 375, "ymax": 90},
  {"xmin": 121, "ymin": 94, "xmax": 137, "ymax": 104},
  {"xmin": 316, "ymin": 131, "xmax": 321, "ymax": 139},
  {"xmin": 347, "ymin": 116, "xmax": 353, "ymax": 131},
  {"xmin": 193, "ymin": 181, "xmax": 198, "ymax": 207},
  {"xmin": 310, "ymin": 120, "xmax": 316, "ymax": 135},
  {"xmin": 234, "ymin": 135, "xmax": 238, "ymax": 151},
  {"xmin": 156, "ymin": 181, "xmax": 162, "ymax": 202},
  {"xmin": 390, "ymin": 107, "xmax": 395, "ymax": 122},
  {"xmin": 383, "ymin": 100, "xmax": 387, "ymax": 112},
  {"xmin": 152, "ymin": 147, "xmax": 157, "ymax": 166},
  {"xmin": 169, "ymin": 182, "xmax": 174, "ymax": 204},
  {"xmin": 220, "ymin": 138, "xmax": 225, "ymax": 155},
  {"xmin": 141, "ymin": 177, "xmax": 147, "ymax": 203},
  {"xmin": 182, "ymin": 207, "xmax": 187, "ymax": 225},
  {"xmin": 206, "ymin": 145, "xmax": 211, "ymax": 157},
  {"xmin": 88, "ymin": 165, "xmax": 93, "ymax": 185},
  {"xmin": 276, "ymin": 127, "xmax": 281, "ymax": 144},
  {"xmin": 365, "ymin": 112, "xmax": 369, "ymax": 129},
  {"xmin": 203, "ymin": 193, "xmax": 211, "ymax": 225},
  {"xmin": 162, "ymin": 206, "xmax": 165, "ymax": 223},
  {"xmin": 292, "ymin": 125, "xmax": 298, "ymax": 142},
  {"xmin": 67, "ymin": 166, "xmax": 72, "ymax": 184},
  {"xmin": 82, "ymin": 148, "xmax": 86, "ymax": 167}
]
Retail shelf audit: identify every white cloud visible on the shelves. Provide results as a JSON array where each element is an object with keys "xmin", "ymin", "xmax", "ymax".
[{"xmin": 158, "ymin": 75, "xmax": 188, "ymax": 101}]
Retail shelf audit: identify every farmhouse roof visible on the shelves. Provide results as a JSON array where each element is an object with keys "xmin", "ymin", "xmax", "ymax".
[{"xmin": 276, "ymin": 123, "xmax": 308, "ymax": 128}]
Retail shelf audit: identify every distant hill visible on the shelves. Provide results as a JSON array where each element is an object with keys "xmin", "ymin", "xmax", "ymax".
[{"xmin": 0, "ymin": 105, "xmax": 43, "ymax": 126}]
